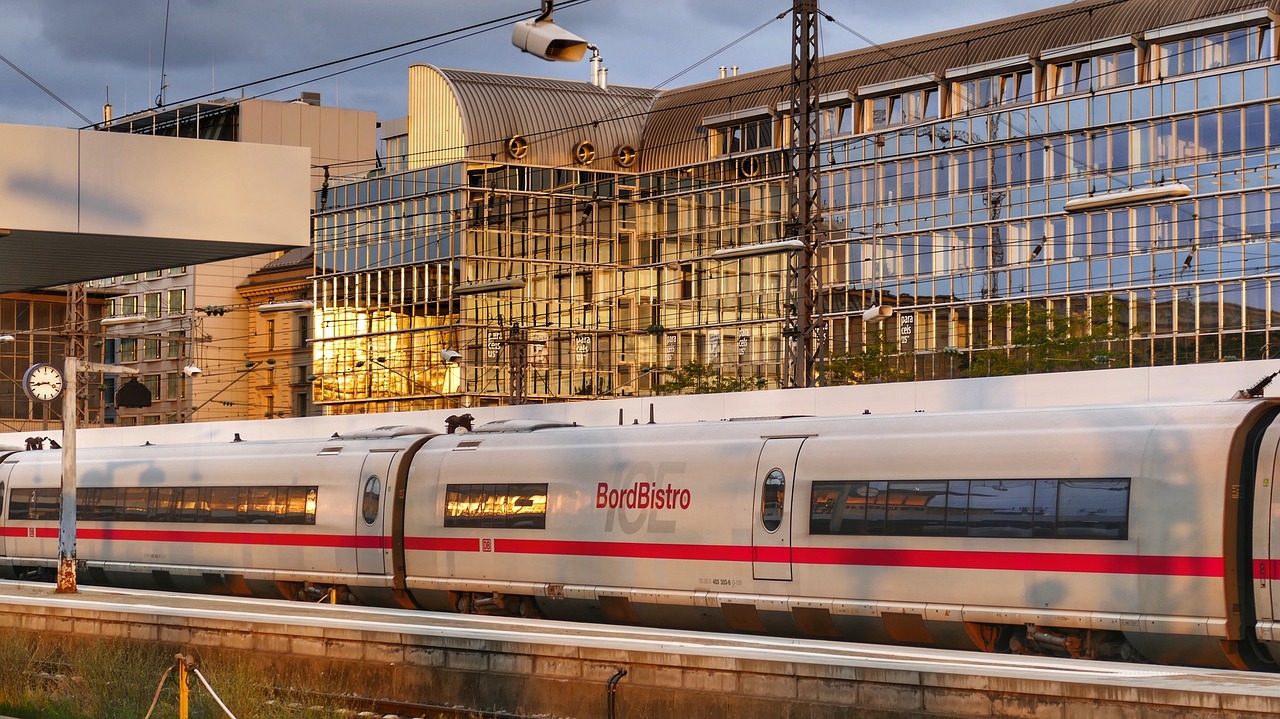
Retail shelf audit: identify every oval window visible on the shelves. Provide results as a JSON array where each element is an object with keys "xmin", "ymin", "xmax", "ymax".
[
  {"xmin": 361, "ymin": 475, "xmax": 381, "ymax": 525},
  {"xmin": 761, "ymin": 468, "xmax": 785, "ymax": 533}
]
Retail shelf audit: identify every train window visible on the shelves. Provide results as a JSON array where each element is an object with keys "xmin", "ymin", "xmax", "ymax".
[
  {"xmin": 361, "ymin": 476, "xmax": 381, "ymax": 525},
  {"xmin": 444, "ymin": 483, "xmax": 547, "ymax": 529},
  {"xmin": 283, "ymin": 487, "xmax": 315, "ymax": 523},
  {"xmin": 246, "ymin": 487, "xmax": 279, "ymax": 524},
  {"xmin": 968, "ymin": 480, "xmax": 1035, "ymax": 538},
  {"xmin": 122, "ymin": 488, "xmax": 150, "ymax": 519},
  {"xmin": 761, "ymin": 469, "xmax": 786, "ymax": 533},
  {"xmin": 207, "ymin": 487, "xmax": 240, "ymax": 522},
  {"xmin": 809, "ymin": 478, "xmax": 1130, "ymax": 540},
  {"xmin": 883, "ymin": 481, "xmax": 949, "ymax": 535},
  {"xmin": 6, "ymin": 488, "xmax": 60, "ymax": 521},
  {"xmin": 17, "ymin": 485, "xmax": 320, "ymax": 525},
  {"xmin": 1057, "ymin": 480, "xmax": 1130, "ymax": 539}
]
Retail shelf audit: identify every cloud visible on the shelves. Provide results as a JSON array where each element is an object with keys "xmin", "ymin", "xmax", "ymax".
[{"xmin": 0, "ymin": 0, "xmax": 1063, "ymax": 127}]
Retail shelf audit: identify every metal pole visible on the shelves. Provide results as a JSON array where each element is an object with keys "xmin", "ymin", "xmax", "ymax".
[
  {"xmin": 56, "ymin": 356, "xmax": 77, "ymax": 594},
  {"xmin": 785, "ymin": 0, "xmax": 822, "ymax": 388}
]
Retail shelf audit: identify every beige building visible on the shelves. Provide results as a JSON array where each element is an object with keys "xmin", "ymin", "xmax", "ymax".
[
  {"xmin": 237, "ymin": 247, "xmax": 316, "ymax": 419},
  {"xmin": 93, "ymin": 95, "xmax": 376, "ymax": 424}
]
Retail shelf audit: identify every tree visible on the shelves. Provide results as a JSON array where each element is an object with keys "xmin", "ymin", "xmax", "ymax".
[
  {"xmin": 964, "ymin": 298, "xmax": 1132, "ymax": 378},
  {"xmin": 654, "ymin": 361, "xmax": 767, "ymax": 395},
  {"xmin": 823, "ymin": 327, "xmax": 914, "ymax": 385}
]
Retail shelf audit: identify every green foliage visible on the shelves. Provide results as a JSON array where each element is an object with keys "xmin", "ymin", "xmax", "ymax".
[
  {"xmin": 824, "ymin": 328, "xmax": 914, "ymax": 385},
  {"xmin": 964, "ymin": 298, "xmax": 1132, "ymax": 377},
  {"xmin": 654, "ymin": 361, "xmax": 767, "ymax": 395}
]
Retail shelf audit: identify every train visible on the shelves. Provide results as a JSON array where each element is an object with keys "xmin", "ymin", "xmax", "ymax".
[{"xmin": 3, "ymin": 396, "xmax": 1280, "ymax": 670}]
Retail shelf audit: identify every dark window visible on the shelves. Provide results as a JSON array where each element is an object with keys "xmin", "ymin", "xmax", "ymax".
[
  {"xmin": 361, "ymin": 476, "xmax": 381, "ymax": 526},
  {"xmin": 810, "ymin": 479, "xmax": 1129, "ymax": 540},
  {"xmin": 8, "ymin": 488, "xmax": 59, "ymax": 521},
  {"xmin": 7, "ymin": 485, "xmax": 318, "ymax": 525},
  {"xmin": 444, "ymin": 483, "xmax": 547, "ymax": 529},
  {"xmin": 761, "ymin": 469, "xmax": 785, "ymax": 532}
]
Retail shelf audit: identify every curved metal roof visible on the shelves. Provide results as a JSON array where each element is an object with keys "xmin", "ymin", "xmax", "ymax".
[
  {"xmin": 430, "ymin": 66, "xmax": 659, "ymax": 172},
  {"xmin": 641, "ymin": 0, "xmax": 1280, "ymax": 170}
]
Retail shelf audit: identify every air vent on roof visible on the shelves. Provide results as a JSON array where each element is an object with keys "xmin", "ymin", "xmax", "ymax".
[
  {"xmin": 506, "ymin": 135, "xmax": 529, "ymax": 160},
  {"xmin": 614, "ymin": 144, "xmax": 637, "ymax": 168}
]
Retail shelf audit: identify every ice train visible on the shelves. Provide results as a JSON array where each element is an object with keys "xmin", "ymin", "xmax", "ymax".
[{"xmin": 3, "ymin": 396, "xmax": 1280, "ymax": 670}]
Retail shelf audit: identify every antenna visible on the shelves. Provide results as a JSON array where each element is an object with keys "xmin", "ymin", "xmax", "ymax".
[{"xmin": 156, "ymin": 0, "xmax": 172, "ymax": 107}]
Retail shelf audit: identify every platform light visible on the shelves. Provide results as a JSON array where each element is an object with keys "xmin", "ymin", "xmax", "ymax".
[
  {"xmin": 100, "ymin": 314, "xmax": 147, "ymax": 326},
  {"xmin": 454, "ymin": 278, "xmax": 526, "ymax": 295},
  {"xmin": 710, "ymin": 239, "xmax": 806, "ymax": 260},
  {"xmin": 863, "ymin": 305, "xmax": 894, "ymax": 323},
  {"xmin": 258, "ymin": 299, "xmax": 314, "ymax": 312},
  {"xmin": 1063, "ymin": 183, "xmax": 1191, "ymax": 213},
  {"xmin": 512, "ymin": 1, "xmax": 590, "ymax": 62}
]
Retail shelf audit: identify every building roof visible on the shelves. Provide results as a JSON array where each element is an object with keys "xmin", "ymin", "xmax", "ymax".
[
  {"xmin": 256, "ymin": 246, "xmax": 314, "ymax": 274},
  {"xmin": 641, "ymin": 0, "xmax": 1280, "ymax": 169},
  {"xmin": 423, "ymin": 66, "xmax": 659, "ymax": 170}
]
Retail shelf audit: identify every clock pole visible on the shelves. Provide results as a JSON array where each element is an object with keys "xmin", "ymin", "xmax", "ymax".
[
  {"xmin": 53, "ymin": 357, "xmax": 137, "ymax": 595},
  {"xmin": 56, "ymin": 357, "xmax": 77, "ymax": 593}
]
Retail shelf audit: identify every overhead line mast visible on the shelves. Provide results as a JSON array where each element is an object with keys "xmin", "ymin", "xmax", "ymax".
[{"xmin": 785, "ymin": 0, "xmax": 823, "ymax": 388}]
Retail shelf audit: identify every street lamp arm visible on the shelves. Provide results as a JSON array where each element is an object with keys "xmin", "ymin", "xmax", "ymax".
[{"xmin": 179, "ymin": 360, "xmax": 274, "ymax": 420}]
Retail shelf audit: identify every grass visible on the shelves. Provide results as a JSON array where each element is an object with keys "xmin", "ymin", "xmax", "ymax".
[{"xmin": 0, "ymin": 632, "xmax": 377, "ymax": 719}]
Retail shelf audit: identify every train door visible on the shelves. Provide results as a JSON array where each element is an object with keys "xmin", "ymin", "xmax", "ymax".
[
  {"xmin": 356, "ymin": 452, "xmax": 395, "ymax": 577},
  {"xmin": 751, "ymin": 437, "xmax": 805, "ymax": 581},
  {"xmin": 1255, "ymin": 420, "xmax": 1280, "ymax": 630}
]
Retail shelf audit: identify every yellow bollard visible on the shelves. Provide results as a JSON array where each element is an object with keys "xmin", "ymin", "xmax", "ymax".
[
  {"xmin": 329, "ymin": 587, "xmax": 337, "ymax": 604},
  {"xmin": 175, "ymin": 654, "xmax": 190, "ymax": 719}
]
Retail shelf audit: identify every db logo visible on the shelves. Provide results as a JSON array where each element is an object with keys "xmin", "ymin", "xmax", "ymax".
[{"xmin": 481, "ymin": 538, "xmax": 493, "ymax": 553}]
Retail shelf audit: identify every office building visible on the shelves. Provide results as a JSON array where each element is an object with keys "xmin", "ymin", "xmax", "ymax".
[{"xmin": 306, "ymin": 0, "xmax": 1280, "ymax": 410}]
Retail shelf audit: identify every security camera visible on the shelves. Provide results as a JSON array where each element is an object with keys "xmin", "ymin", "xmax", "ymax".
[
  {"xmin": 511, "ymin": 18, "xmax": 589, "ymax": 62},
  {"xmin": 182, "ymin": 364, "xmax": 202, "ymax": 377},
  {"xmin": 440, "ymin": 349, "xmax": 462, "ymax": 363}
]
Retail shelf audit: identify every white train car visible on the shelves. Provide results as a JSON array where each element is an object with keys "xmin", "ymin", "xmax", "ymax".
[
  {"xmin": 399, "ymin": 401, "xmax": 1279, "ymax": 670},
  {"xmin": 0, "ymin": 427, "xmax": 432, "ymax": 605}
]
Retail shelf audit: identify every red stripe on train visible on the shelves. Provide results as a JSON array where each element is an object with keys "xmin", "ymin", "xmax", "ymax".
[
  {"xmin": 0, "ymin": 526, "xmax": 387, "ymax": 548},
  {"xmin": 410, "ymin": 536, "xmax": 1224, "ymax": 577},
  {"xmin": 0, "ymin": 528, "xmax": 1234, "ymax": 578}
]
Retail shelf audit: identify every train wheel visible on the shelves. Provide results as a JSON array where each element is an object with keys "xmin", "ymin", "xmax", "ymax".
[
  {"xmin": 963, "ymin": 622, "xmax": 1004, "ymax": 653},
  {"xmin": 275, "ymin": 581, "xmax": 305, "ymax": 601}
]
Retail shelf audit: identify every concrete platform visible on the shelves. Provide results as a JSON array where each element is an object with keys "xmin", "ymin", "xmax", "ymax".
[{"xmin": 1, "ymin": 581, "xmax": 1280, "ymax": 718}]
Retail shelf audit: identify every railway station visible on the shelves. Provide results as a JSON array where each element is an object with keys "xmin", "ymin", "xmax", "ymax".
[{"xmin": 13, "ymin": 0, "xmax": 1280, "ymax": 716}]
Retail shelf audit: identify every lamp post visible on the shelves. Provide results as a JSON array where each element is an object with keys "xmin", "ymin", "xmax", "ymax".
[{"xmin": 57, "ymin": 357, "xmax": 140, "ymax": 593}]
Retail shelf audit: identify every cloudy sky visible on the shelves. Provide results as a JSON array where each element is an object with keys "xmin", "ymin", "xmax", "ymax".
[{"xmin": 0, "ymin": 0, "xmax": 1064, "ymax": 128}]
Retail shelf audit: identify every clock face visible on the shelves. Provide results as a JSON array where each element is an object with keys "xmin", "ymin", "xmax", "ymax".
[{"xmin": 23, "ymin": 363, "xmax": 64, "ymax": 402}]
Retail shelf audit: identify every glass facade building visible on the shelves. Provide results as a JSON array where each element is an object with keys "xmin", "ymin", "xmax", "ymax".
[{"xmin": 311, "ymin": 0, "xmax": 1280, "ymax": 412}]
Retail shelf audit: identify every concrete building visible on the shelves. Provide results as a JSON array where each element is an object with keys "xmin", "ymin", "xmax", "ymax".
[
  {"xmin": 309, "ymin": 0, "xmax": 1280, "ymax": 413},
  {"xmin": 90, "ymin": 95, "xmax": 376, "ymax": 424}
]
